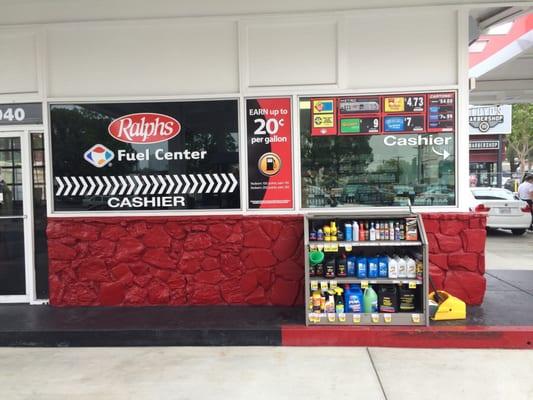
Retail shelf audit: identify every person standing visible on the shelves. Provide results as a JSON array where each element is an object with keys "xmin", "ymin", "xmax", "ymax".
[{"xmin": 518, "ymin": 175, "xmax": 533, "ymax": 231}]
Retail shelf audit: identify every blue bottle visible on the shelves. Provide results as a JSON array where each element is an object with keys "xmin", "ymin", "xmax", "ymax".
[
  {"xmin": 345, "ymin": 223, "xmax": 353, "ymax": 241},
  {"xmin": 347, "ymin": 255, "xmax": 356, "ymax": 277},
  {"xmin": 356, "ymin": 256, "xmax": 367, "ymax": 279},
  {"xmin": 345, "ymin": 284, "xmax": 363, "ymax": 313},
  {"xmin": 368, "ymin": 257, "xmax": 378, "ymax": 278},
  {"xmin": 378, "ymin": 256, "xmax": 389, "ymax": 278}
]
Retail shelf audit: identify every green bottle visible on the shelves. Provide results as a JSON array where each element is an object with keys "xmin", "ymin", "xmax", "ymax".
[{"xmin": 363, "ymin": 286, "xmax": 378, "ymax": 313}]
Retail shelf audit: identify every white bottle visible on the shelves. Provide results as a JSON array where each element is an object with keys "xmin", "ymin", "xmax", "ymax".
[
  {"xmin": 387, "ymin": 256, "xmax": 398, "ymax": 278},
  {"xmin": 352, "ymin": 221, "xmax": 359, "ymax": 242},
  {"xmin": 369, "ymin": 223, "xmax": 376, "ymax": 241},
  {"xmin": 397, "ymin": 255, "xmax": 407, "ymax": 278},
  {"xmin": 389, "ymin": 222, "xmax": 394, "ymax": 241},
  {"xmin": 406, "ymin": 256, "xmax": 417, "ymax": 279}
]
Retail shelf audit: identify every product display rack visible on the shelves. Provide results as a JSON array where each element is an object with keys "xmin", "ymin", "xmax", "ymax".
[{"xmin": 304, "ymin": 211, "xmax": 429, "ymax": 326}]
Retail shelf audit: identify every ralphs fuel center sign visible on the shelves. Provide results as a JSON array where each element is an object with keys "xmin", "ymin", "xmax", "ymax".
[{"xmin": 50, "ymin": 101, "xmax": 240, "ymax": 212}]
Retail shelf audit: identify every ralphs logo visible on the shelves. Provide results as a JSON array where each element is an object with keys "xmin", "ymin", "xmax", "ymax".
[{"xmin": 108, "ymin": 113, "xmax": 181, "ymax": 144}]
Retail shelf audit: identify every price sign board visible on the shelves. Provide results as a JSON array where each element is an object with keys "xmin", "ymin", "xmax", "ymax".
[
  {"xmin": 311, "ymin": 99, "xmax": 337, "ymax": 136},
  {"xmin": 246, "ymin": 97, "xmax": 293, "ymax": 209},
  {"xmin": 0, "ymin": 103, "xmax": 42, "ymax": 125},
  {"xmin": 427, "ymin": 93, "xmax": 455, "ymax": 132},
  {"xmin": 384, "ymin": 115, "xmax": 425, "ymax": 133},
  {"xmin": 383, "ymin": 95, "xmax": 425, "ymax": 113}
]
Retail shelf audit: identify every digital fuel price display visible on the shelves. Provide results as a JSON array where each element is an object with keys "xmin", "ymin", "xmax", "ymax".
[
  {"xmin": 339, "ymin": 117, "xmax": 380, "ymax": 134},
  {"xmin": 383, "ymin": 115, "xmax": 425, "ymax": 133},
  {"xmin": 427, "ymin": 93, "xmax": 455, "ymax": 132}
]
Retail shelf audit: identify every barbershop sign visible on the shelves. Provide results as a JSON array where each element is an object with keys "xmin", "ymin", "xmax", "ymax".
[{"xmin": 468, "ymin": 105, "xmax": 512, "ymax": 135}]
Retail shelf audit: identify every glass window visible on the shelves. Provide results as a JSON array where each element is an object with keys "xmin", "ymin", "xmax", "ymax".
[
  {"xmin": 50, "ymin": 100, "xmax": 240, "ymax": 212},
  {"xmin": 299, "ymin": 95, "xmax": 456, "ymax": 208}
]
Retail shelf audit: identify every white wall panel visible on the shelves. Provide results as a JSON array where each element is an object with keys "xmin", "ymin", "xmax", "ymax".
[
  {"xmin": 246, "ymin": 21, "xmax": 337, "ymax": 87},
  {"xmin": 47, "ymin": 21, "xmax": 238, "ymax": 97},
  {"xmin": 0, "ymin": 31, "xmax": 38, "ymax": 94},
  {"xmin": 344, "ymin": 10, "xmax": 457, "ymax": 88}
]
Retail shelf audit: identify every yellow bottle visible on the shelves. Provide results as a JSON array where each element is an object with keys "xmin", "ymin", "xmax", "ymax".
[
  {"xmin": 330, "ymin": 221, "xmax": 337, "ymax": 241},
  {"xmin": 323, "ymin": 225, "xmax": 331, "ymax": 242}
]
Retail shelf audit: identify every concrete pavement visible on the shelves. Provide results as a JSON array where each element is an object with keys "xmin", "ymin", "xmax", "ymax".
[
  {"xmin": 0, "ymin": 347, "xmax": 532, "ymax": 400},
  {"xmin": 486, "ymin": 229, "xmax": 533, "ymax": 270}
]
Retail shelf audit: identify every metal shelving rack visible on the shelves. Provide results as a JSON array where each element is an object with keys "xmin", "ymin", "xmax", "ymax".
[{"xmin": 304, "ymin": 211, "xmax": 429, "ymax": 326}]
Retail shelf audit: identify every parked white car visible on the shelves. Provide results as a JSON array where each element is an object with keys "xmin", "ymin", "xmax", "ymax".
[{"xmin": 468, "ymin": 187, "xmax": 532, "ymax": 235}]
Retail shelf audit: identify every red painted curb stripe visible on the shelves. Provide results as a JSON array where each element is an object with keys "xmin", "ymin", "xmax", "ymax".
[{"xmin": 281, "ymin": 325, "xmax": 533, "ymax": 349}]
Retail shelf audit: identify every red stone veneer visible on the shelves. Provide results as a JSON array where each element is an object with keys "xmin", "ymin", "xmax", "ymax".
[
  {"xmin": 47, "ymin": 213, "xmax": 487, "ymax": 307},
  {"xmin": 47, "ymin": 216, "xmax": 304, "ymax": 306},
  {"xmin": 423, "ymin": 213, "xmax": 487, "ymax": 305}
]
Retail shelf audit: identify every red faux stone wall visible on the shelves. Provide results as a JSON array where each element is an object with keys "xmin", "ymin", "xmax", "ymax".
[
  {"xmin": 47, "ymin": 216, "xmax": 304, "ymax": 306},
  {"xmin": 47, "ymin": 212, "xmax": 487, "ymax": 307},
  {"xmin": 422, "ymin": 213, "xmax": 487, "ymax": 305}
]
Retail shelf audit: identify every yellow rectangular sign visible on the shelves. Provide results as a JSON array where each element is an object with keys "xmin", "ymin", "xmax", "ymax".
[{"xmin": 384, "ymin": 97, "xmax": 405, "ymax": 113}]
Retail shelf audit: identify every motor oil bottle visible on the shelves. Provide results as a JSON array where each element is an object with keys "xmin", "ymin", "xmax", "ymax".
[
  {"xmin": 317, "ymin": 228, "xmax": 324, "ymax": 241},
  {"xmin": 347, "ymin": 255, "xmax": 356, "ymax": 277},
  {"xmin": 325, "ymin": 289, "xmax": 336, "ymax": 313},
  {"xmin": 389, "ymin": 221, "xmax": 394, "ymax": 241},
  {"xmin": 369, "ymin": 223, "xmax": 376, "ymax": 241},
  {"xmin": 378, "ymin": 285, "xmax": 398, "ymax": 313},
  {"xmin": 399, "ymin": 285, "xmax": 416, "ymax": 312},
  {"xmin": 344, "ymin": 223, "xmax": 352, "ymax": 241},
  {"xmin": 352, "ymin": 221, "xmax": 359, "ymax": 242},
  {"xmin": 378, "ymin": 255, "xmax": 389, "ymax": 278},
  {"xmin": 345, "ymin": 284, "xmax": 363, "ymax": 313},
  {"xmin": 388, "ymin": 256, "xmax": 398, "ymax": 278},
  {"xmin": 336, "ymin": 254, "xmax": 347, "ymax": 278},
  {"xmin": 312, "ymin": 290, "xmax": 322, "ymax": 312},
  {"xmin": 323, "ymin": 225, "xmax": 331, "ymax": 241},
  {"xmin": 359, "ymin": 223, "xmax": 365, "ymax": 241},
  {"xmin": 324, "ymin": 258, "xmax": 336, "ymax": 279},
  {"xmin": 363, "ymin": 286, "xmax": 378, "ymax": 313},
  {"xmin": 364, "ymin": 222, "xmax": 370, "ymax": 240},
  {"xmin": 330, "ymin": 221, "xmax": 337, "ymax": 241},
  {"xmin": 415, "ymin": 254, "xmax": 423, "ymax": 280},
  {"xmin": 356, "ymin": 256, "xmax": 368, "ymax": 279},
  {"xmin": 334, "ymin": 287, "xmax": 345, "ymax": 313},
  {"xmin": 397, "ymin": 255, "xmax": 407, "ymax": 278},
  {"xmin": 368, "ymin": 256, "xmax": 378, "ymax": 278},
  {"xmin": 406, "ymin": 256, "xmax": 416, "ymax": 279},
  {"xmin": 310, "ymin": 227, "xmax": 317, "ymax": 241},
  {"xmin": 315, "ymin": 262, "xmax": 324, "ymax": 278},
  {"xmin": 394, "ymin": 222, "xmax": 400, "ymax": 241}
]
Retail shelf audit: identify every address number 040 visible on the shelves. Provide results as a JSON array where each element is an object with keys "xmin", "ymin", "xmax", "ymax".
[
  {"xmin": 0, "ymin": 107, "xmax": 25, "ymax": 122},
  {"xmin": 254, "ymin": 118, "xmax": 285, "ymax": 135}
]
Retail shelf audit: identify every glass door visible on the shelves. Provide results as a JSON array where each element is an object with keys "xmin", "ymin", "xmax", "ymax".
[{"xmin": 0, "ymin": 131, "xmax": 32, "ymax": 302}]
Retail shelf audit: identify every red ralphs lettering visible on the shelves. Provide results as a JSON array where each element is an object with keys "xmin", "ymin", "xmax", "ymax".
[{"xmin": 108, "ymin": 113, "xmax": 181, "ymax": 144}]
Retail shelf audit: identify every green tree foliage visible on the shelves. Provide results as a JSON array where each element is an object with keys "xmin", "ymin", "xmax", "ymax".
[{"xmin": 507, "ymin": 104, "xmax": 533, "ymax": 174}]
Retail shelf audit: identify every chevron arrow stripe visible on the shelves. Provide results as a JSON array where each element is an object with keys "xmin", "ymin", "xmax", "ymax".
[
  {"xmin": 102, "ymin": 176, "xmax": 112, "ymax": 196},
  {"xmin": 197, "ymin": 174, "xmax": 207, "ymax": 193},
  {"xmin": 149, "ymin": 175, "xmax": 159, "ymax": 195},
  {"xmin": 221, "ymin": 173, "xmax": 231, "ymax": 193},
  {"xmin": 157, "ymin": 175, "xmax": 167, "ymax": 195},
  {"xmin": 205, "ymin": 174, "xmax": 214, "ymax": 193},
  {"xmin": 110, "ymin": 176, "xmax": 119, "ymax": 196},
  {"xmin": 134, "ymin": 175, "xmax": 143, "ymax": 195},
  {"xmin": 173, "ymin": 175, "xmax": 182, "ymax": 194},
  {"xmin": 213, "ymin": 173, "xmax": 222, "ymax": 193},
  {"xmin": 126, "ymin": 176, "xmax": 135, "ymax": 195},
  {"xmin": 94, "ymin": 176, "xmax": 104, "ymax": 195},
  {"xmin": 79, "ymin": 176, "xmax": 88, "ymax": 196},
  {"xmin": 69, "ymin": 176, "xmax": 80, "ymax": 196},
  {"xmin": 181, "ymin": 174, "xmax": 190, "ymax": 193},
  {"xmin": 189, "ymin": 174, "xmax": 198, "ymax": 194},
  {"xmin": 55, "ymin": 177, "xmax": 65, "ymax": 196},
  {"xmin": 229, "ymin": 173, "xmax": 238, "ymax": 193},
  {"xmin": 142, "ymin": 175, "xmax": 151, "ymax": 195},
  {"xmin": 87, "ymin": 176, "xmax": 96, "ymax": 196},
  {"xmin": 55, "ymin": 173, "xmax": 240, "ymax": 197},
  {"xmin": 117, "ymin": 176, "xmax": 126, "ymax": 196}
]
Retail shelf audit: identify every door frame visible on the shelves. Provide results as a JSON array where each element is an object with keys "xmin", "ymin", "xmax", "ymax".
[{"xmin": 0, "ymin": 127, "xmax": 41, "ymax": 303}]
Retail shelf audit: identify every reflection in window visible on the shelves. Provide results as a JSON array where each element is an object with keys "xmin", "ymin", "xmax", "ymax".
[{"xmin": 300, "ymin": 99, "xmax": 455, "ymax": 208}]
